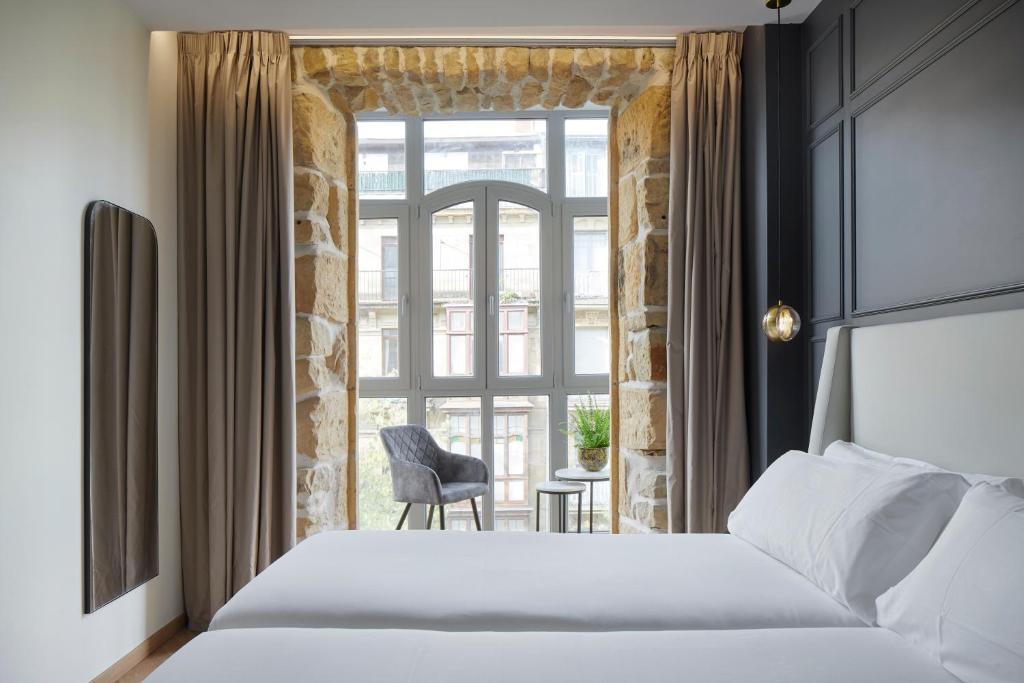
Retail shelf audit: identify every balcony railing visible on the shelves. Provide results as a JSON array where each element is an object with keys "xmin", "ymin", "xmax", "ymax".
[
  {"xmin": 359, "ymin": 268, "xmax": 608, "ymax": 304},
  {"xmin": 359, "ymin": 168, "xmax": 545, "ymax": 195}
]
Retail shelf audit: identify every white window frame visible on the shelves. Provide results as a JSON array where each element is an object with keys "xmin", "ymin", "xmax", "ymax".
[{"xmin": 356, "ymin": 110, "xmax": 610, "ymax": 531}]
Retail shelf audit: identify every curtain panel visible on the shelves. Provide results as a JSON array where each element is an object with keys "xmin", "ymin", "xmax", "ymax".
[
  {"xmin": 177, "ymin": 30, "xmax": 296, "ymax": 630},
  {"xmin": 665, "ymin": 32, "xmax": 749, "ymax": 533}
]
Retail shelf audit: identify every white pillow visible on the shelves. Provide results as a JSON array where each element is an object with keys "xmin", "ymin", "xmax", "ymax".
[
  {"xmin": 728, "ymin": 450, "xmax": 969, "ymax": 624},
  {"xmin": 823, "ymin": 440, "xmax": 1024, "ymax": 493},
  {"xmin": 877, "ymin": 483, "xmax": 1024, "ymax": 683}
]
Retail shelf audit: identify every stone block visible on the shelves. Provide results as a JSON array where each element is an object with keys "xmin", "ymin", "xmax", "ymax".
[
  {"xmin": 621, "ymin": 232, "xmax": 669, "ymax": 311},
  {"xmin": 501, "ymin": 47, "xmax": 530, "ymax": 83},
  {"xmin": 617, "ymin": 176, "xmax": 638, "ymax": 246},
  {"xmin": 294, "ymin": 218, "xmax": 332, "ymax": 246},
  {"xmin": 293, "ymin": 92, "xmax": 348, "ymax": 179},
  {"xmin": 332, "ymin": 47, "xmax": 366, "ymax": 86},
  {"xmin": 326, "ymin": 324, "xmax": 349, "ymax": 387},
  {"xmin": 295, "ymin": 356, "xmax": 340, "ymax": 396},
  {"xmin": 327, "ymin": 181, "xmax": 351, "ymax": 252},
  {"xmin": 301, "ymin": 48, "xmax": 331, "ymax": 86},
  {"xmin": 295, "ymin": 171, "xmax": 330, "ymax": 216},
  {"xmin": 624, "ymin": 449, "xmax": 668, "ymax": 498},
  {"xmin": 638, "ymin": 175, "xmax": 670, "ymax": 231},
  {"xmin": 628, "ymin": 328, "xmax": 667, "ymax": 382},
  {"xmin": 628, "ymin": 498, "xmax": 668, "ymax": 530},
  {"xmin": 296, "ymin": 391, "xmax": 349, "ymax": 460},
  {"xmin": 295, "ymin": 252, "xmax": 348, "ymax": 323},
  {"xmin": 619, "ymin": 385, "xmax": 666, "ymax": 450},
  {"xmin": 617, "ymin": 85, "xmax": 671, "ymax": 175},
  {"xmin": 295, "ymin": 316, "xmax": 333, "ymax": 357},
  {"xmin": 528, "ymin": 48, "xmax": 549, "ymax": 82}
]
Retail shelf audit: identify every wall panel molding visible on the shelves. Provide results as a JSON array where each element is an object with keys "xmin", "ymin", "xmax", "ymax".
[
  {"xmin": 806, "ymin": 17, "xmax": 843, "ymax": 130},
  {"xmin": 849, "ymin": 0, "xmax": 982, "ymax": 98},
  {"xmin": 807, "ymin": 123, "xmax": 844, "ymax": 323}
]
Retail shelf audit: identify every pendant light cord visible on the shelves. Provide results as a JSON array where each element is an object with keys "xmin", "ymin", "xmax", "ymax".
[{"xmin": 775, "ymin": 5, "xmax": 783, "ymax": 303}]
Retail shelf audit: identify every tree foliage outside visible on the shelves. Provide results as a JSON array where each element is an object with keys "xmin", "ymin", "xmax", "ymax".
[{"xmin": 357, "ymin": 398, "xmax": 408, "ymax": 530}]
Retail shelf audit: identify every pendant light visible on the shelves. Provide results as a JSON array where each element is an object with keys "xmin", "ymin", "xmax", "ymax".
[{"xmin": 761, "ymin": 0, "xmax": 802, "ymax": 343}]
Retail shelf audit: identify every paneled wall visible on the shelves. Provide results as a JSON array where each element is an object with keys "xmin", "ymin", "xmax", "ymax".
[{"xmin": 803, "ymin": 0, "xmax": 1024, "ymax": 407}]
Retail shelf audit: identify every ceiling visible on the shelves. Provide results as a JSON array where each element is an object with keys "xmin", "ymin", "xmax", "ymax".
[{"xmin": 124, "ymin": 0, "xmax": 820, "ymax": 38}]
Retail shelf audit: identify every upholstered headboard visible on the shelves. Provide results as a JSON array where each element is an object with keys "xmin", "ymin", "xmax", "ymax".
[{"xmin": 808, "ymin": 308, "xmax": 1024, "ymax": 478}]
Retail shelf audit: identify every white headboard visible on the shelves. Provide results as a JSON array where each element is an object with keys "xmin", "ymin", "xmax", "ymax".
[{"xmin": 808, "ymin": 308, "xmax": 1024, "ymax": 478}]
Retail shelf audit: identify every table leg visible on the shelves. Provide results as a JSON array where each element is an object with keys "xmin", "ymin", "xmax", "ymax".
[
  {"xmin": 536, "ymin": 490, "xmax": 540, "ymax": 532},
  {"xmin": 589, "ymin": 483, "xmax": 594, "ymax": 533},
  {"xmin": 577, "ymin": 491, "xmax": 582, "ymax": 533}
]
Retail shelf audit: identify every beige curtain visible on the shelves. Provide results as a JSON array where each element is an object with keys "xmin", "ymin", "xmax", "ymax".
[
  {"xmin": 177, "ymin": 31, "xmax": 295, "ymax": 630},
  {"xmin": 666, "ymin": 32, "xmax": 748, "ymax": 533}
]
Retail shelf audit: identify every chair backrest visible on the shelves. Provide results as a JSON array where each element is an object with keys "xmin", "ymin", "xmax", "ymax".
[{"xmin": 379, "ymin": 425, "xmax": 441, "ymax": 472}]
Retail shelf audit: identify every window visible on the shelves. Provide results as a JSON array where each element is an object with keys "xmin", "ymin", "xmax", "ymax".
[
  {"xmin": 356, "ymin": 113, "xmax": 609, "ymax": 531},
  {"xmin": 424, "ymin": 119, "xmax": 547, "ymax": 193},
  {"xmin": 565, "ymin": 119, "xmax": 608, "ymax": 197},
  {"xmin": 567, "ymin": 393, "xmax": 611, "ymax": 532},
  {"xmin": 358, "ymin": 121, "xmax": 406, "ymax": 199},
  {"xmin": 356, "ymin": 398, "xmax": 409, "ymax": 529},
  {"xmin": 358, "ymin": 217, "xmax": 403, "ymax": 379}
]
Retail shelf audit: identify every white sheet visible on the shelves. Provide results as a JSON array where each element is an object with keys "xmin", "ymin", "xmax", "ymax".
[
  {"xmin": 210, "ymin": 531, "xmax": 863, "ymax": 631},
  {"xmin": 149, "ymin": 627, "xmax": 957, "ymax": 683}
]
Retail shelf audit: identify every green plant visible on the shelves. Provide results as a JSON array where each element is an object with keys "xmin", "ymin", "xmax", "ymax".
[{"xmin": 562, "ymin": 394, "xmax": 610, "ymax": 449}]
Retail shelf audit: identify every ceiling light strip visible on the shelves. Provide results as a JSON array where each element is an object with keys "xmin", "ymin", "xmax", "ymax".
[{"xmin": 289, "ymin": 35, "xmax": 678, "ymax": 47}]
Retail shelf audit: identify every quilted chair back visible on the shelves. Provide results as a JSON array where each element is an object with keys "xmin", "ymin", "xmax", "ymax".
[{"xmin": 379, "ymin": 425, "xmax": 442, "ymax": 473}]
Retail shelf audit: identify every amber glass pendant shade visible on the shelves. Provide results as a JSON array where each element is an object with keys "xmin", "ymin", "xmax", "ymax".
[{"xmin": 762, "ymin": 300, "xmax": 801, "ymax": 343}]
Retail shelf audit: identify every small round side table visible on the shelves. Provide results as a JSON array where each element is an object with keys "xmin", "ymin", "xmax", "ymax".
[
  {"xmin": 555, "ymin": 467, "xmax": 610, "ymax": 533},
  {"xmin": 535, "ymin": 481, "xmax": 586, "ymax": 533}
]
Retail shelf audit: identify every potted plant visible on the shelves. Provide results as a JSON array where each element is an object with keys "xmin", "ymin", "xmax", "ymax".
[{"xmin": 563, "ymin": 394, "xmax": 610, "ymax": 472}]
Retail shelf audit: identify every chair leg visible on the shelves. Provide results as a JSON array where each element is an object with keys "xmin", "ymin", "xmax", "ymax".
[
  {"xmin": 396, "ymin": 503, "xmax": 412, "ymax": 530},
  {"xmin": 470, "ymin": 497, "xmax": 482, "ymax": 531},
  {"xmin": 427, "ymin": 505, "xmax": 435, "ymax": 529},
  {"xmin": 439, "ymin": 505, "xmax": 446, "ymax": 530}
]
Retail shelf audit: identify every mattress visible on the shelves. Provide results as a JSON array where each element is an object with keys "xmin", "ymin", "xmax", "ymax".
[
  {"xmin": 210, "ymin": 531, "xmax": 864, "ymax": 631},
  {"xmin": 149, "ymin": 627, "xmax": 956, "ymax": 683}
]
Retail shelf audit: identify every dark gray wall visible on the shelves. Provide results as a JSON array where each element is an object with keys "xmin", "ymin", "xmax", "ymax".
[
  {"xmin": 743, "ymin": 24, "xmax": 808, "ymax": 478},
  {"xmin": 802, "ymin": 0, "xmax": 1024, "ymax": 415}
]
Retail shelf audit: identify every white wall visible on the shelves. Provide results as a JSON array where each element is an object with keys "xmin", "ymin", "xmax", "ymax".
[{"xmin": 0, "ymin": 0, "xmax": 181, "ymax": 679}]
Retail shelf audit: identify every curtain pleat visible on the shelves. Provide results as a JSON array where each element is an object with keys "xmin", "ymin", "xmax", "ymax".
[
  {"xmin": 666, "ymin": 32, "xmax": 749, "ymax": 533},
  {"xmin": 177, "ymin": 30, "xmax": 295, "ymax": 631}
]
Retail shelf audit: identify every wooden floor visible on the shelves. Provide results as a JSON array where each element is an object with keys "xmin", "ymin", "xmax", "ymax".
[{"xmin": 115, "ymin": 629, "xmax": 197, "ymax": 682}]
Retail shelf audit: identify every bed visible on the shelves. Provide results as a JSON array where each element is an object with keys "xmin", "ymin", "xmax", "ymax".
[
  {"xmin": 155, "ymin": 308, "xmax": 1023, "ymax": 681},
  {"xmin": 209, "ymin": 308, "xmax": 1024, "ymax": 635},
  {"xmin": 148, "ymin": 627, "xmax": 958, "ymax": 683},
  {"xmin": 210, "ymin": 531, "xmax": 863, "ymax": 631}
]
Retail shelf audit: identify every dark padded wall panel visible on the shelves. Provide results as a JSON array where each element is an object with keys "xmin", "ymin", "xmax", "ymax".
[
  {"xmin": 807, "ymin": 20, "xmax": 843, "ymax": 126},
  {"xmin": 809, "ymin": 127, "xmax": 843, "ymax": 321},
  {"xmin": 851, "ymin": 0, "xmax": 972, "ymax": 92},
  {"xmin": 853, "ymin": 1, "xmax": 1024, "ymax": 313},
  {"xmin": 799, "ymin": 0, "xmax": 1024, "ymax": 426}
]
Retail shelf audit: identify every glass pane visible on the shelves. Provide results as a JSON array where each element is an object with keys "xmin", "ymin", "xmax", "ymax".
[
  {"xmin": 494, "ymin": 396, "xmax": 549, "ymax": 532},
  {"xmin": 572, "ymin": 216, "xmax": 610, "ymax": 375},
  {"xmin": 431, "ymin": 203, "xmax": 475, "ymax": 377},
  {"xmin": 565, "ymin": 118, "xmax": 609, "ymax": 197},
  {"xmin": 424, "ymin": 120, "xmax": 547, "ymax": 193},
  {"xmin": 356, "ymin": 398, "xmax": 408, "ymax": 530},
  {"xmin": 567, "ymin": 394, "xmax": 611, "ymax": 532},
  {"xmin": 498, "ymin": 202, "xmax": 541, "ymax": 376},
  {"xmin": 357, "ymin": 121, "xmax": 406, "ymax": 199},
  {"xmin": 358, "ymin": 217, "xmax": 401, "ymax": 378},
  {"xmin": 426, "ymin": 397, "xmax": 482, "ymax": 524}
]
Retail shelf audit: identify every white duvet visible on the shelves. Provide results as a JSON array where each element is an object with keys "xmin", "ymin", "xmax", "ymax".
[
  {"xmin": 210, "ymin": 531, "xmax": 864, "ymax": 631},
  {"xmin": 150, "ymin": 627, "xmax": 956, "ymax": 683}
]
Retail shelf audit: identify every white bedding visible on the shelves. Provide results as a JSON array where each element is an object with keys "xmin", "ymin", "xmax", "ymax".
[
  {"xmin": 210, "ymin": 531, "xmax": 864, "ymax": 631},
  {"xmin": 149, "ymin": 627, "xmax": 956, "ymax": 683}
]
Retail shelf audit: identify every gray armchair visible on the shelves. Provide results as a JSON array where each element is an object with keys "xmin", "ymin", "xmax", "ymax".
[{"xmin": 379, "ymin": 425, "xmax": 489, "ymax": 530}]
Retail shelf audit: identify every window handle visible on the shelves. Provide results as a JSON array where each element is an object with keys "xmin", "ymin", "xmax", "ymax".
[
  {"xmin": 488, "ymin": 295, "xmax": 495, "ymax": 316},
  {"xmin": 401, "ymin": 294, "xmax": 409, "ymax": 317}
]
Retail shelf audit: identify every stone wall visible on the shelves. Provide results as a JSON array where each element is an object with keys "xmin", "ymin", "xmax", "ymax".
[
  {"xmin": 294, "ymin": 46, "xmax": 672, "ymax": 115},
  {"xmin": 613, "ymin": 86, "xmax": 671, "ymax": 533},
  {"xmin": 291, "ymin": 45, "xmax": 673, "ymax": 538},
  {"xmin": 292, "ymin": 86, "xmax": 358, "ymax": 539}
]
